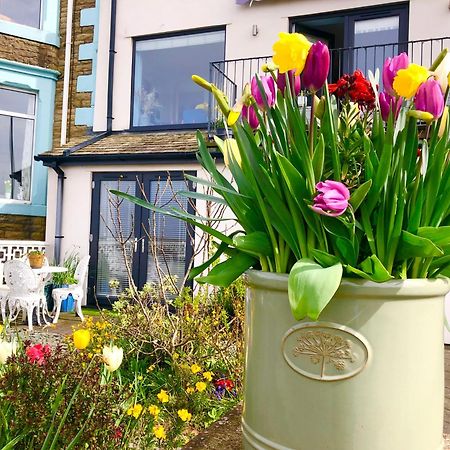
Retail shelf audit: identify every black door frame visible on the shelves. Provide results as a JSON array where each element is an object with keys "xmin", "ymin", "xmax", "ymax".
[{"xmin": 88, "ymin": 171, "xmax": 195, "ymax": 307}]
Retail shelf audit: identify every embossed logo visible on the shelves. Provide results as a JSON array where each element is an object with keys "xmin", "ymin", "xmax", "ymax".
[{"xmin": 282, "ymin": 322, "xmax": 371, "ymax": 381}]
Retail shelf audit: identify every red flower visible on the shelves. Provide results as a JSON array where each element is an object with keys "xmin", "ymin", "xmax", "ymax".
[
  {"xmin": 113, "ymin": 427, "xmax": 123, "ymax": 440},
  {"xmin": 26, "ymin": 344, "xmax": 51, "ymax": 365},
  {"xmin": 329, "ymin": 70, "xmax": 375, "ymax": 109},
  {"xmin": 214, "ymin": 378, "xmax": 234, "ymax": 391}
]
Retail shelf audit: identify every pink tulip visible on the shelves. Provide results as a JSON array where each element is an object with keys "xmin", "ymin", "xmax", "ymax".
[
  {"xmin": 276, "ymin": 70, "xmax": 301, "ymax": 97},
  {"xmin": 382, "ymin": 53, "xmax": 409, "ymax": 96},
  {"xmin": 302, "ymin": 41, "xmax": 330, "ymax": 92},
  {"xmin": 311, "ymin": 181, "xmax": 350, "ymax": 217},
  {"xmin": 414, "ymin": 78, "xmax": 445, "ymax": 120},
  {"xmin": 26, "ymin": 343, "xmax": 51, "ymax": 365},
  {"xmin": 242, "ymin": 104, "xmax": 259, "ymax": 129},
  {"xmin": 379, "ymin": 91, "xmax": 402, "ymax": 121},
  {"xmin": 251, "ymin": 75, "xmax": 276, "ymax": 110}
]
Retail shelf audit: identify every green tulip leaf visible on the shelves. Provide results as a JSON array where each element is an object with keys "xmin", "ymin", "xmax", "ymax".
[
  {"xmin": 349, "ymin": 179, "xmax": 372, "ymax": 212},
  {"xmin": 397, "ymin": 230, "xmax": 444, "ymax": 259},
  {"xmin": 288, "ymin": 259, "xmax": 343, "ymax": 321},
  {"xmin": 233, "ymin": 231, "xmax": 272, "ymax": 257},
  {"xmin": 196, "ymin": 252, "xmax": 257, "ymax": 287},
  {"xmin": 417, "ymin": 227, "xmax": 450, "ymax": 254},
  {"xmin": 311, "ymin": 249, "xmax": 340, "ymax": 267}
]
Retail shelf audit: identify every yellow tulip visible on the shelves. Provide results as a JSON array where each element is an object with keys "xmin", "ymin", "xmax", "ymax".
[
  {"xmin": 393, "ymin": 64, "xmax": 429, "ymax": 99},
  {"xmin": 272, "ymin": 32, "xmax": 312, "ymax": 76},
  {"xmin": 407, "ymin": 110, "xmax": 434, "ymax": 123},
  {"xmin": 73, "ymin": 329, "xmax": 90, "ymax": 350},
  {"xmin": 438, "ymin": 106, "xmax": 449, "ymax": 138},
  {"xmin": 102, "ymin": 345, "xmax": 123, "ymax": 372}
]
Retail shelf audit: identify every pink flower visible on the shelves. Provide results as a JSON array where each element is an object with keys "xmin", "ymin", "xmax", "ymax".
[
  {"xmin": 311, "ymin": 181, "xmax": 350, "ymax": 217},
  {"xmin": 251, "ymin": 75, "xmax": 276, "ymax": 110},
  {"xmin": 414, "ymin": 78, "xmax": 445, "ymax": 120},
  {"xmin": 382, "ymin": 53, "xmax": 409, "ymax": 96},
  {"xmin": 379, "ymin": 91, "xmax": 402, "ymax": 121},
  {"xmin": 302, "ymin": 41, "xmax": 330, "ymax": 92},
  {"xmin": 242, "ymin": 104, "xmax": 259, "ymax": 129},
  {"xmin": 26, "ymin": 344, "xmax": 51, "ymax": 365},
  {"xmin": 276, "ymin": 70, "xmax": 301, "ymax": 97}
]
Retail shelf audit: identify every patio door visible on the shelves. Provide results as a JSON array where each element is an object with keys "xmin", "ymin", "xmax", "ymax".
[{"xmin": 88, "ymin": 172, "xmax": 193, "ymax": 306}]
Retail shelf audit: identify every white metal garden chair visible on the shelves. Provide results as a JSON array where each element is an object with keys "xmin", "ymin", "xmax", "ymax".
[
  {"xmin": 51, "ymin": 255, "xmax": 90, "ymax": 324},
  {"xmin": 0, "ymin": 262, "xmax": 10, "ymax": 323},
  {"xmin": 4, "ymin": 260, "xmax": 41, "ymax": 331}
]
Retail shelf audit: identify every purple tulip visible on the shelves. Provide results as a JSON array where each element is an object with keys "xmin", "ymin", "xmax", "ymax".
[
  {"xmin": 302, "ymin": 41, "xmax": 330, "ymax": 92},
  {"xmin": 382, "ymin": 53, "xmax": 409, "ymax": 96},
  {"xmin": 311, "ymin": 181, "xmax": 350, "ymax": 217},
  {"xmin": 379, "ymin": 91, "xmax": 402, "ymax": 121},
  {"xmin": 251, "ymin": 75, "xmax": 276, "ymax": 110},
  {"xmin": 276, "ymin": 70, "xmax": 301, "ymax": 97},
  {"xmin": 242, "ymin": 104, "xmax": 259, "ymax": 129},
  {"xmin": 414, "ymin": 78, "xmax": 445, "ymax": 120}
]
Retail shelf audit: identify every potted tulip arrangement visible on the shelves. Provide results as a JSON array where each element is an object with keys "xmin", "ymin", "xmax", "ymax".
[{"xmin": 113, "ymin": 32, "xmax": 450, "ymax": 450}]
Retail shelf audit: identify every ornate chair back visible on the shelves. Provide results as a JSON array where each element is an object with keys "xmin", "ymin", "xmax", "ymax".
[
  {"xmin": 4, "ymin": 260, "xmax": 38, "ymax": 297},
  {"xmin": 74, "ymin": 256, "xmax": 90, "ymax": 285}
]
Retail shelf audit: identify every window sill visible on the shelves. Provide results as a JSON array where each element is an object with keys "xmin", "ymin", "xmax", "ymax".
[
  {"xmin": 0, "ymin": 21, "xmax": 59, "ymax": 47},
  {"xmin": 129, "ymin": 123, "xmax": 209, "ymax": 132}
]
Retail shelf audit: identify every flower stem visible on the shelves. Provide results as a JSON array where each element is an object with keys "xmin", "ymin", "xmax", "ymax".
[{"xmin": 309, "ymin": 94, "xmax": 316, "ymax": 157}]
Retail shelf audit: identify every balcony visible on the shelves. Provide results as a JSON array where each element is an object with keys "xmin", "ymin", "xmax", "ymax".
[{"xmin": 208, "ymin": 36, "xmax": 450, "ymax": 135}]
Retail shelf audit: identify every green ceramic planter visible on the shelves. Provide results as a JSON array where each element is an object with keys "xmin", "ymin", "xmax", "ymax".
[{"xmin": 242, "ymin": 270, "xmax": 450, "ymax": 450}]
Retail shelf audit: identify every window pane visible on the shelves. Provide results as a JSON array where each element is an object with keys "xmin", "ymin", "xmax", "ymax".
[
  {"xmin": 146, "ymin": 179, "xmax": 188, "ymax": 291},
  {"xmin": 353, "ymin": 16, "xmax": 400, "ymax": 76},
  {"xmin": 0, "ymin": 88, "xmax": 35, "ymax": 115},
  {"xmin": 0, "ymin": 0, "xmax": 41, "ymax": 28},
  {"xmin": 133, "ymin": 30, "xmax": 224, "ymax": 127},
  {"xmin": 96, "ymin": 180, "xmax": 136, "ymax": 296},
  {"xmin": 0, "ymin": 115, "xmax": 34, "ymax": 201}
]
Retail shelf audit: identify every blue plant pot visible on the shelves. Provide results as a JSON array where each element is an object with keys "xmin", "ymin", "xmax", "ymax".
[{"xmin": 60, "ymin": 293, "xmax": 75, "ymax": 313}]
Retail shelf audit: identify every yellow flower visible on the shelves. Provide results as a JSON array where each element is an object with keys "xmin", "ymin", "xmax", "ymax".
[
  {"xmin": 148, "ymin": 404, "xmax": 160, "ymax": 416},
  {"xmin": 177, "ymin": 409, "xmax": 192, "ymax": 422},
  {"xmin": 221, "ymin": 138, "xmax": 242, "ymax": 168},
  {"xmin": 137, "ymin": 375, "xmax": 143, "ymax": 381},
  {"xmin": 172, "ymin": 352, "xmax": 179, "ymax": 360},
  {"xmin": 272, "ymin": 32, "xmax": 312, "ymax": 76},
  {"xmin": 190, "ymin": 363, "xmax": 201, "ymax": 374},
  {"xmin": 393, "ymin": 64, "xmax": 429, "ymax": 98},
  {"xmin": 186, "ymin": 387, "xmax": 195, "ymax": 394},
  {"xmin": 203, "ymin": 371, "xmax": 213, "ymax": 382},
  {"xmin": 153, "ymin": 424, "xmax": 166, "ymax": 440},
  {"xmin": 195, "ymin": 381, "xmax": 207, "ymax": 392},
  {"xmin": 0, "ymin": 325, "xmax": 4, "ymax": 334},
  {"xmin": 73, "ymin": 329, "xmax": 90, "ymax": 350},
  {"xmin": 157, "ymin": 389, "xmax": 169, "ymax": 403},
  {"xmin": 127, "ymin": 404, "xmax": 143, "ymax": 419},
  {"xmin": 147, "ymin": 364, "xmax": 155, "ymax": 373}
]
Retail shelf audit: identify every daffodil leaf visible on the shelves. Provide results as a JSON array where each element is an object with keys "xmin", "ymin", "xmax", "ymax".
[{"xmin": 288, "ymin": 259, "xmax": 343, "ymax": 321}]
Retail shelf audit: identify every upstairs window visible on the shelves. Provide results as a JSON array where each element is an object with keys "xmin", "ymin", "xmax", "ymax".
[
  {"xmin": 132, "ymin": 28, "xmax": 225, "ymax": 128},
  {"xmin": 0, "ymin": 0, "xmax": 41, "ymax": 29},
  {"xmin": 0, "ymin": 87, "xmax": 36, "ymax": 202}
]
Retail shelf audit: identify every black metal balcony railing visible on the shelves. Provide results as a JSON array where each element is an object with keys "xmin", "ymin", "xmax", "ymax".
[{"xmin": 208, "ymin": 36, "xmax": 450, "ymax": 135}]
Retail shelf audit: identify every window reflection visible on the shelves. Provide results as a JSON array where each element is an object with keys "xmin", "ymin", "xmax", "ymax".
[
  {"xmin": 0, "ymin": 0, "xmax": 41, "ymax": 29},
  {"xmin": 133, "ymin": 30, "xmax": 225, "ymax": 127}
]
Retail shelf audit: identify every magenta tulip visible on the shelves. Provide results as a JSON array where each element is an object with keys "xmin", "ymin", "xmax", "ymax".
[
  {"xmin": 311, "ymin": 181, "xmax": 350, "ymax": 217},
  {"xmin": 379, "ymin": 91, "xmax": 402, "ymax": 121},
  {"xmin": 251, "ymin": 75, "xmax": 276, "ymax": 110},
  {"xmin": 302, "ymin": 41, "xmax": 330, "ymax": 92},
  {"xmin": 242, "ymin": 104, "xmax": 259, "ymax": 129},
  {"xmin": 414, "ymin": 78, "xmax": 445, "ymax": 120},
  {"xmin": 382, "ymin": 53, "xmax": 409, "ymax": 96},
  {"xmin": 276, "ymin": 70, "xmax": 301, "ymax": 97}
]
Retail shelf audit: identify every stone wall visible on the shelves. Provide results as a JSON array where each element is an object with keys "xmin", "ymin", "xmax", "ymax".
[
  {"xmin": 0, "ymin": 214, "xmax": 46, "ymax": 241},
  {"xmin": 0, "ymin": 34, "xmax": 58, "ymax": 70},
  {"xmin": 53, "ymin": 0, "xmax": 97, "ymax": 145}
]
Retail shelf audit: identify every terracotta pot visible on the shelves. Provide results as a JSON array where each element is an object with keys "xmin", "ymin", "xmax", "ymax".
[
  {"xmin": 28, "ymin": 253, "xmax": 45, "ymax": 269},
  {"xmin": 242, "ymin": 270, "xmax": 449, "ymax": 450}
]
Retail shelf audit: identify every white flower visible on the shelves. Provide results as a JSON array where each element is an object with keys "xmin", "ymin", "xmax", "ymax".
[
  {"xmin": 434, "ymin": 52, "xmax": 450, "ymax": 93},
  {"xmin": 102, "ymin": 345, "xmax": 123, "ymax": 372},
  {"xmin": 0, "ymin": 339, "xmax": 17, "ymax": 364}
]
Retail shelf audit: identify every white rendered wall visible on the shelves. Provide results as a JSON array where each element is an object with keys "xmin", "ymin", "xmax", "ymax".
[{"xmin": 92, "ymin": 0, "xmax": 450, "ymax": 132}]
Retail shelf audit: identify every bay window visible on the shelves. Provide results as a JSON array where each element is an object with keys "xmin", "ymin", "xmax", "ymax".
[{"xmin": 0, "ymin": 0, "xmax": 41, "ymax": 29}]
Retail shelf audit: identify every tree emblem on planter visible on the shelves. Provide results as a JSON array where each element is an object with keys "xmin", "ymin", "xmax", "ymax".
[
  {"xmin": 292, "ymin": 331, "xmax": 354, "ymax": 378},
  {"xmin": 282, "ymin": 323, "xmax": 370, "ymax": 381}
]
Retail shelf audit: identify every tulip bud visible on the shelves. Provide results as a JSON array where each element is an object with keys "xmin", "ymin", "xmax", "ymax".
[
  {"xmin": 262, "ymin": 61, "xmax": 278, "ymax": 73},
  {"xmin": 438, "ymin": 106, "xmax": 448, "ymax": 138},
  {"xmin": 311, "ymin": 180, "xmax": 350, "ymax": 217},
  {"xmin": 382, "ymin": 53, "xmax": 409, "ymax": 96},
  {"xmin": 314, "ymin": 95, "xmax": 325, "ymax": 119},
  {"xmin": 276, "ymin": 70, "xmax": 301, "ymax": 97},
  {"xmin": 407, "ymin": 110, "xmax": 434, "ymax": 123},
  {"xmin": 191, "ymin": 75, "xmax": 212, "ymax": 92},
  {"xmin": 242, "ymin": 104, "xmax": 259, "ymax": 129},
  {"xmin": 103, "ymin": 345, "xmax": 124, "ymax": 372},
  {"xmin": 433, "ymin": 51, "xmax": 450, "ymax": 93},
  {"xmin": 0, "ymin": 339, "xmax": 17, "ymax": 364},
  {"xmin": 414, "ymin": 78, "xmax": 445, "ymax": 120},
  {"xmin": 379, "ymin": 91, "xmax": 402, "ymax": 121},
  {"xmin": 302, "ymin": 41, "xmax": 330, "ymax": 92},
  {"xmin": 251, "ymin": 75, "xmax": 276, "ymax": 110}
]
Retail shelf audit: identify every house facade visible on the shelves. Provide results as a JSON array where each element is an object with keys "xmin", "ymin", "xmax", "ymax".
[
  {"xmin": 0, "ymin": 0, "xmax": 60, "ymax": 242},
  {"xmin": 37, "ymin": 0, "xmax": 450, "ymax": 304}
]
